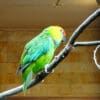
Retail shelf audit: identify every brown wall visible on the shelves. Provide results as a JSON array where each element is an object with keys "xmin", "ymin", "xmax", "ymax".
[{"xmin": 0, "ymin": 28, "xmax": 100, "ymax": 98}]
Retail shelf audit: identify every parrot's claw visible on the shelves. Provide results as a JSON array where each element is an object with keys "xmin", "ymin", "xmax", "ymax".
[
  {"xmin": 41, "ymin": 80, "xmax": 44, "ymax": 83},
  {"xmin": 55, "ymin": 56, "xmax": 58, "ymax": 59},
  {"xmin": 44, "ymin": 64, "xmax": 54, "ymax": 73},
  {"xmin": 44, "ymin": 64, "xmax": 50, "ymax": 73},
  {"xmin": 51, "ymin": 69, "xmax": 54, "ymax": 73}
]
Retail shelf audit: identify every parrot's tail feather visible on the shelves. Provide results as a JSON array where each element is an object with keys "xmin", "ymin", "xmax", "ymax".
[
  {"xmin": 16, "ymin": 63, "xmax": 30, "ymax": 74},
  {"xmin": 23, "ymin": 71, "xmax": 33, "ymax": 94}
]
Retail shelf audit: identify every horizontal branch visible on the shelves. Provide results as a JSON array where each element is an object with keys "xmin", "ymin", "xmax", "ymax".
[
  {"xmin": 74, "ymin": 41, "xmax": 100, "ymax": 47},
  {"xmin": 0, "ymin": 8, "xmax": 100, "ymax": 99}
]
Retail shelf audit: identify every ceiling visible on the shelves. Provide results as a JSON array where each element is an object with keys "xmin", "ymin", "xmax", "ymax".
[{"xmin": 0, "ymin": 0, "xmax": 99, "ymax": 29}]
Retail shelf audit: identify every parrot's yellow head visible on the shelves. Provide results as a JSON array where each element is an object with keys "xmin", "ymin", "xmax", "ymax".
[{"xmin": 44, "ymin": 26, "xmax": 66, "ymax": 48}]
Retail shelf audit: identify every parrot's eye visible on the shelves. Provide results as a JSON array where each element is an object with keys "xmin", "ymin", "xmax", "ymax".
[{"xmin": 60, "ymin": 29, "xmax": 66, "ymax": 36}]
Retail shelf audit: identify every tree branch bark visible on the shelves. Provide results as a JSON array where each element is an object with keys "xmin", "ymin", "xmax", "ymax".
[
  {"xmin": 93, "ymin": 45, "xmax": 100, "ymax": 69},
  {"xmin": 74, "ymin": 41, "xmax": 100, "ymax": 47},
  {"xmin": 0, "ymin": 8, "xmax": 100, "ymax": 99}
]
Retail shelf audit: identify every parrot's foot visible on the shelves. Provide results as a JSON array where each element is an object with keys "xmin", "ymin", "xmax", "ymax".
[
  {"xmin": 41, "ymin": 80, "xmax": 44, "ymax": 83},
  {"xmin": 55, "ymin": 56, "xmax": 58, "ymax": 59},
  {"xmin": 44, "ymin": 64, "xmax": 50, "ymax": 73},
  {"xmin": 44, "ymin": 64, "xmax": 54, "ymax": 73},
  {"xmin": 51, "ymin": 69, "xmax": 54, "ymax": 73}
]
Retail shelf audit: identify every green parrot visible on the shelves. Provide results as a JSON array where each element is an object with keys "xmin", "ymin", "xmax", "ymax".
[{"xmin": 17, "ymin": 26, "xmax": 66, "ymax": 93}]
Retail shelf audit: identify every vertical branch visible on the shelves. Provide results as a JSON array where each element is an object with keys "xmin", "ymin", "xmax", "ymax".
[{"xmin": 68, "ymin": 8, "xmax": 100, "ymax": 45}]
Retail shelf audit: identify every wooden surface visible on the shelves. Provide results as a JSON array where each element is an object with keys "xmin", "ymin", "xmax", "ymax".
[
  {"xmin": 8, "ymin": 97, "xmax": 100, "ymax": 100},
  {"xmin": 0, "ymin": 28, "xmax": 100, "ymax": 98},
  {"xmin": 0, "ymin": 0, "xmax": 99, "ymax": 29}
]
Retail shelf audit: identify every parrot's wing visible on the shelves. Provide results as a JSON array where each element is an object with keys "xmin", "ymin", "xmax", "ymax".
[{"xmin": 18, "ymin": 36, "xmax": 52, "ymax": 73}]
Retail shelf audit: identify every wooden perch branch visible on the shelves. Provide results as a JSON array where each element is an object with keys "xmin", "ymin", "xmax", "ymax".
[
  {"xmin": 74, "ymin": 41, "xmax": 100, "ymax": 47},
  {"xmin": 93, "ymin": 45, "xmax": 100, "ymax": 69},
  {"xmin": 0, "ymin": 8, "xmax": 100, "ymax": 99}
]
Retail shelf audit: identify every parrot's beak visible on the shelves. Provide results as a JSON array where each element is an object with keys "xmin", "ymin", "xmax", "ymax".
[{"xmin": 62, "ymin": 36, "xmax": 66, "ymax": 43}]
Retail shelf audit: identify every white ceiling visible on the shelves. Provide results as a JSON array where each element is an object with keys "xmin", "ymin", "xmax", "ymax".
[{"xmin": 0, "ymin": 0, "xmax": 99, "ymax": 29}]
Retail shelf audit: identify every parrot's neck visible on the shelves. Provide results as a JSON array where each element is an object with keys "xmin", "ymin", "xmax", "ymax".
[
  {"xmin": 53, "ymin": 39, "xmax": 60, "ymax": 49},
  {"xmin": 40, "ymin": 30, "xmax": 60, "ymax": 49}
]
